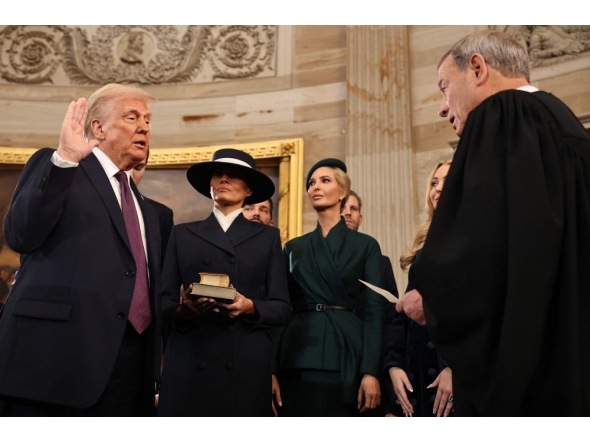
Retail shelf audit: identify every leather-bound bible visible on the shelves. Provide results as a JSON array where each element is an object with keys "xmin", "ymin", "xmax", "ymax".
[{"xmin": 191, "ymin": 273, "xmax": 236, "ymax": 303}]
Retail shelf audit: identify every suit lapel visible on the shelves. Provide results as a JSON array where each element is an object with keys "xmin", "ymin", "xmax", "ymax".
[
  {"xmin": 186, "ymin": 213, "xmax": 235, "ymax": 256},
  {"xmin": 226, "ymin": 213, "xmax": 264, "ymax": 247},
  {"xmin": 309, "ymin": 221, "xmax": 351, "ymax": 299},
  {"xmin": 79, "ymin": 153, "xmax": 131, "ymax": 253}
]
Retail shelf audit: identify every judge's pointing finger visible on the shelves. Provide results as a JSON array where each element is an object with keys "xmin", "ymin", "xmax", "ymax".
[{"xmin": 396, "ymin": 289, "xmax": 426, "ymax": 325}]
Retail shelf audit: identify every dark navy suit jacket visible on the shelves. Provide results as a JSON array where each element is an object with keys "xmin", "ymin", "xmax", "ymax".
[{"xmin": 0, "ymin": 148, "xmax": 162, "ymax": 409}]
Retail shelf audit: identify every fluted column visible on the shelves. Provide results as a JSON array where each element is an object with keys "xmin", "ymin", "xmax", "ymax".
[{"xmin": 346, "ymin": 26, "xmax": 415, "ymax": 291}]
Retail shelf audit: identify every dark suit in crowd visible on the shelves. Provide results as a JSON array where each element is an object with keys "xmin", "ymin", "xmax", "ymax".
[
  {"xmin": 145, "ymin": 197, "xmax": 174, "ymax": 266},
  {"xmin": 0, "ymin": 147, "xmax": 162, "ymax": 416}
]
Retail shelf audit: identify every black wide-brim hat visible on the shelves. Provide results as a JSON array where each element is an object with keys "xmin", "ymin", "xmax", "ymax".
[{"xmin": 187, "ymin": 148, "xmax": 275, "ymax": 205}]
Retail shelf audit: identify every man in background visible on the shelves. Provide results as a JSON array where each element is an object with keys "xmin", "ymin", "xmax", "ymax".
[
  {"xmin": 243, "ymin": 199, "xmax": 274, "ymax": 226},
  {"xmin": 397, "ymin": 30, "xmax": 590, "ymax": 415},
  {"xmin": 131, "ymin": 148, "xmax": 174, "ymax": 266}
]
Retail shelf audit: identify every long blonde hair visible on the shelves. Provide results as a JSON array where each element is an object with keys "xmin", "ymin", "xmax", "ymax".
[{"xmin": 400, "ymin": 160, "xmax": 452, "ymax": 271}]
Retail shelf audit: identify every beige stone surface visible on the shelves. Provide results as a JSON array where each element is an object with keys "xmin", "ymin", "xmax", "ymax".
[{"xmin": 2, "ymin": 24, "xmax": 590, "ymax": 249}]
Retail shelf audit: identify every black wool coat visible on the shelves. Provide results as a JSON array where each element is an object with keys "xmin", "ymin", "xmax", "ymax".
[{"xmin": 158, "ymin": 213, "xmax": 292, "ymax": 417}]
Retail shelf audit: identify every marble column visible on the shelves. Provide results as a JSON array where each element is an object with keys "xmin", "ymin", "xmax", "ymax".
[{"xmin": 346, "ymin": 25, "xmax": 415, "ymax": 292}]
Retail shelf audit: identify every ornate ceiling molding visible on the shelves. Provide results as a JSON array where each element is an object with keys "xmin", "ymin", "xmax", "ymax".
[{"xmin": 0, "ymin": 25, "xmax": 277, "ymax": 86}]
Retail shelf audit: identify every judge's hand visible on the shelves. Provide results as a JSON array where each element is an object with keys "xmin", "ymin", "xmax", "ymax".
[
  {"xmin": 428, "ymin": 367, "xmax": 453, "ymax": 417},
  {"xmin": 175, "ymin": 284, "xmax": 218, "ymax": 320},
  {"xmin": 57, "ymin": 98, "xmax": 98, "ymax": 163},
  {"xmin": 357, "ymin": 374, "xmax": 381, "ymax": 414},
  {"xmin": 216, "ymin": 288, "xmax": 255, "ymax": 318},
  {"xmin": 396, "ymin": 289, "xmax": 426, "ymax": 325},
  {"xmin": 388, "ymin": 367, "xmax": 414, "ymax": 417},
  {"xmin": 271, "ymin": 374, "xmax": 282, "ymax": 417}
]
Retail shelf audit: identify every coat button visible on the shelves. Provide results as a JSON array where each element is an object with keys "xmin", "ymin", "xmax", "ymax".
[
  {"xmin": 126, "ymin": 270, "xmax": 135, "ymax": 277},
  {"xmin": 426, "ymin": 341, "xmax": 434, "ymax": 349},
  {"xmin": 226, "ymin": 362, "xmax": 233, "ymax": 369},
  {"xmin": 198, "ymin": 362, "xmax": 205, "ymax": 370},
  {"xmin": 427, "ymin": 368, "xmax": 437, "ymax": 377},
  {"xmin": 117, "ymin": 312, "xmax": 126, "ymax": 320},
  {"xmin": 202, "ymin": 258, "xmax": 210, "ymax": 265},
  {"xmin": 227, "ymin": 325, "xmax": 235, "ymax": 333},
  {"xmin": 229, "ymin": 257, "xmax": 236, "ymax": 264}
]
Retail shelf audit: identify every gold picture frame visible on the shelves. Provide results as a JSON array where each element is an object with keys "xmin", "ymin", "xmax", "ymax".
[{"xmin": 0, "ymin": 137, "xmax": 304, "ymax": 244}]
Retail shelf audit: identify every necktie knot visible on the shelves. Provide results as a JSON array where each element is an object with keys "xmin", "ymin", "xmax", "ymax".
[{"xmin": 115, "ymin": 170, "xmax": 127, "ymax": 184}]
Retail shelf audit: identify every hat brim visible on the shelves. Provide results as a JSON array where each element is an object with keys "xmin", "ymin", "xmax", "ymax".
[{"xmin": 187, "ymin": 161, "xmax": 275, "ymax": 205}]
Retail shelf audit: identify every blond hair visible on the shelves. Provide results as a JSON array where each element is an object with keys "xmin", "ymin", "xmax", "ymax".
[
  {"xmin": 84, "ymin": 83, "xmax": 155, "ymax": 139},
  {"xmin": 400, "ymin": 160, "xmax": 452, "ymax": 271},
  {"xmin": 331, "ymin": 166, "xmax": 351, "ymax": 211}
]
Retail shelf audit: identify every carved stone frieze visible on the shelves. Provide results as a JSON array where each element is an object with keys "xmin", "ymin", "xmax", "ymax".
[
  {"xmin": 207, "ymin": 25, "xmax": 275, "ymax": 79},
  {"xmin": 502, "ymin": 25, "xmax": 590, "ymax": 67},
  {"xmin": 0, "ymin": 25, "xmax": 277, "ymax": 85}
]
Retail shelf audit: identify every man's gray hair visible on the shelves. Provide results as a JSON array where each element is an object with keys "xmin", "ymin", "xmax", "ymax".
[
  {"xmin": 438, "ymin": 30, "xmax": 530, "ymax": 83},
  {"xmin": 84, "ymin": 83, "xmax": 155, "ymax": 140}
]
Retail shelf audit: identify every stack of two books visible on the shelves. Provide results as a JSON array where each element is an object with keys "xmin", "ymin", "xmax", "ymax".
[{"xmin": 190, "ymin": 272, "xmax": 236, "ymax": 303}]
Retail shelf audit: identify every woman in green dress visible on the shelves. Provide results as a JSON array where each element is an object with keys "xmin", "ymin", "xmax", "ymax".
[{"xmin": 271, "ymin": 158, "xmax": 386, "ymax": 416}]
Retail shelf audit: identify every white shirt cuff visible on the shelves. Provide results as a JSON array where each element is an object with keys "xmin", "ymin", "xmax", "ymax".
[{"xmin": 51, "ymin": 151, "xmax": 79, "ymax": 168}]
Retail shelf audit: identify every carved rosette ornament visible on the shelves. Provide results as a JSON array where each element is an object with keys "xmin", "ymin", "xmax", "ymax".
[
  {"xmin": 0, "ymin": 25, "xmax": 63, "ymax": 83},
  {"xmin": 501, "ymin": 25, "xmax": 590, "ymax": 67},
  {"xmin": 206, "ymin": 25, "xmax": 276, "ymax": 79},
  {"xmin": 0, "ymin": 25, "xmax": 277, "ymax": 85}
]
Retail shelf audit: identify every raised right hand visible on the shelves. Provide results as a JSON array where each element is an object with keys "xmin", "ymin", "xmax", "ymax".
[
  {"xmin": 388, "ymin": 366, "xmax": 414, "ymax": 417},
  {"xmin": 56, "ymin": 98, "xmax": 99, "ymax": 163}
]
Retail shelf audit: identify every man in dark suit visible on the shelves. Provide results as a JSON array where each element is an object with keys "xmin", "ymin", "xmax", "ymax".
[
  {"xmin": 397, "ymin": 30, "xmax": 590, "ymax": 415},
  {"xmin": 0, "ymin": 84, "xmax": 162, "ymax": 416},
  {"xmin": 131, "ymin": 147, "xmax": 174, "ymax": 266},
  {"xmin": 341, "ymin": 190, "xmax": 399, "ymax": 416}
]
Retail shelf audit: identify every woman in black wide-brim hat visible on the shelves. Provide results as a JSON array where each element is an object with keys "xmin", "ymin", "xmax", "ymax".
[
  {"xmin": 271, "ymin": 158, "xmax": 386, "ymax": 416},
  {"xmin": 158, "ymin": 148, "xmax": 292, "ymax": 417}
]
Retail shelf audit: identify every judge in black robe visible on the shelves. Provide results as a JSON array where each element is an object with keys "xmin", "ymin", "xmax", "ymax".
[{"xmin": 398, "ymin": 31, "xmax": 590, "ymax": 416}]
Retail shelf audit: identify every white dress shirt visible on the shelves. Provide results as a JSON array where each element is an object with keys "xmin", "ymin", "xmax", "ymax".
[{"xmin": 517, "ymin": 85, "xmax": 539, "ymax": 93}]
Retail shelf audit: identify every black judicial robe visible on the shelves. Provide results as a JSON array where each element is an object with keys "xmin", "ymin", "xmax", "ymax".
[
  {"xmin": 415, "ymin": 90, "xmax": 590, "ymax": 416},
  {"xmin": 273, "ymin": 218, "xmax": 386, "ymax": 404}
]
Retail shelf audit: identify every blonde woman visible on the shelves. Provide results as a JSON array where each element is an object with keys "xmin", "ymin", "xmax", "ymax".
[
  {"xmin": 384, "ymin": 160, "xmax": 453, "ymax": 417},
  {"xmin": 271, "ymin": 158, "xmax": 385, "ymax": 416}
]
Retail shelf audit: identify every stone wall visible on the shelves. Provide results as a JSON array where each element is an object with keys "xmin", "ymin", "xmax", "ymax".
[{"xmin": 2, "ymin": 25, "xmax": 590, "ymax": 281}]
